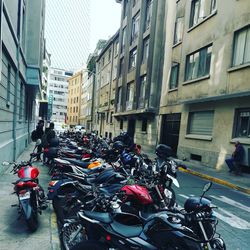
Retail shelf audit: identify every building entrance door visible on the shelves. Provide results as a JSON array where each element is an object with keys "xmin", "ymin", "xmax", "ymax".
[
  {"xmin": 160, "ymin": 113, "xmax": 181, "ymax": 155},
  {"xmin": 128, "ymin": 119, "xmax": 136, "ymax": 139}
]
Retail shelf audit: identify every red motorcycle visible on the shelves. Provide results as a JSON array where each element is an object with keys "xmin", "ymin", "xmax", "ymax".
[{"xmin": 2, "ymin": 142, "xmax": 47, "ymax": 231}]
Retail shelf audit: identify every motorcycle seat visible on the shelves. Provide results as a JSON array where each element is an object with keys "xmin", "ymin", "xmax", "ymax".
[
  {"xmin": 63, "ymin": 158, "xmax": 90, "ymax": 168},
  {"xmin": 111, "ymin": 221, "xmax": 143, "ymax": 237},
  {"xmin": 82, "ymin": 210, "xmax": 112, "ymax": 224},
  {"xmin": 13, "ymin": 177, "xmax": 37, "ymax": 184}
]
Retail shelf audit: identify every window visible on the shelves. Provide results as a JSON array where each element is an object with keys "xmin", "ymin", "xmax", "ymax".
[
  {"xmin": 232, "ymin": 25, "xmax": 250, "ymax": 67},
  {"xmin": 114, "ymin": 41, "xmax": 119, "ymax": 55},
  {"xmin": 139, "ymin": 75, "xmax": 146, "ymax": 108},
  {"xmin": 131, "ymin": 12, "xmax": 140, "ymax": 43},
  {"xmin": 120, "ymin": 120, "xmax": 123, "ymax": 130},
  {"xmin": 142, "ymin": 37, "xmax": 149, "ymax": 63},
  {"xmin": 190, "ymin": 0, "xmax": 216, "ymax": 28},
  {"xmin": 119, "ymin": 58, "xmax": 124, "ymax": 76},
  {"xmin": 144, "ymin": 0, "xmax": 153, "ymax": 32},
  {"xmin": 142, "ymin": 119, "xmax": 147, "ymax": 132},
  {"xmin": 126, "ymin": 83, "xmax": 134, "ymax": 110},
  {"xmin": 185, "ymin": 45, "xmax": 212, "ymax": 81},
  {"xmin": 234, "ymin": 108, "xmax": 250, "ymax": 138},
  {"xmin": 106, "ymin": 112, "xmax": 109, "ymax": 123},
  {"xmin": 110, "ymin": 111, "xmax": 113, "ymax": 123},
  {"xmin": 174, "ymin": 17, "xmax": 184, "ymax": 44},
  {"xmin": 117, "ymin": 87, "xmax": 122, "ymax": 111},
  {"xmin": 121, "ymin": 28, "xmax": 127, "ymax": 53},
  {"xmin": 187, "ymin": 111, "xmax": 214, "ymax": 136},
  {"xmin": 169, "ymin": 63, "xmax": 179, "ymax": 89},
  {"xmin": 123, "ymin": 0, "xmax": 128, "ymax": 18},
  {"xmin": 128, "ymin": 48, "xmax": 137, "ymax": 71},
  {"xmin": 108, "ymin": 49, "xmax": 112, "ymax": 61}
]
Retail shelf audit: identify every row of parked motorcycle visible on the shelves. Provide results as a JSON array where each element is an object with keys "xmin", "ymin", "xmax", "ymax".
[{"xmin": 2, "ymin": 132, "xmax": 226, "ymax": 250}]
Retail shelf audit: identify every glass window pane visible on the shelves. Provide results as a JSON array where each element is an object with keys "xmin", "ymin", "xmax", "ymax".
[
  {"xmin": 192, "ymin": 52, "xmax": 199, "ymax": 79},
  {"xmin": 233, "ymin": 30, "xmax": 247, "ymax": 66},
  {"xmin": 244, "ymin": 28, "xmax": 250, "ymax": 63}
]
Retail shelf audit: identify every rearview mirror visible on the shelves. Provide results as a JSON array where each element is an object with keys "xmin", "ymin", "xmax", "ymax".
[
  {"xmin": 2, "ymin": 161, "xmax": 10, "ymax": 166},
  {"xmin": 203, "ymin": 182, "xmax": 212, "ymax": 192}
]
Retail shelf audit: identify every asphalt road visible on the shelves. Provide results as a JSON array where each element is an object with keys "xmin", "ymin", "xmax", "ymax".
[{"xmin": 175, "ymin": 172, "xmax": 250, "ymax": 250}]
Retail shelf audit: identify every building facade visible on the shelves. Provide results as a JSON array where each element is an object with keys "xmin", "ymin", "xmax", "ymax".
[
  {"xmin": 113, "ymin": 0, "xmax": 166, "ymax": 152},
  {"xmin": 0, "ymin": 0, "xmax": 45, "ymax": 166},
  {"xmin": 67, "ymin": 70, "xmax": 82, "ymax": 125},
  {"xmin": 159, "ymin": 0, "xmax": 250, "ymax": 168},
  {"xmin": 81, "ymin": 39, "xmax": 107, "ymax": 133},
  {"xmin": 47, "ymin": 67, "xmax": 73, "ymax": 123},
  {"xmin": 96, "ymin": 31, "xmax": 119, "ymax": 139}
]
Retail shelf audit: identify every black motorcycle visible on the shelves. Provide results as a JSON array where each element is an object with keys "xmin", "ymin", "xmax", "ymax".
[{"xmin": 68, "ymin": 182, "xmax": 226, "ymax": 250}]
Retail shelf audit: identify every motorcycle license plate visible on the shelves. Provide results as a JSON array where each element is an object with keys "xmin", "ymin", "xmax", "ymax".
[{"xmin": 19, "ymin": 192, "xmax": 30, "ymax": 200}]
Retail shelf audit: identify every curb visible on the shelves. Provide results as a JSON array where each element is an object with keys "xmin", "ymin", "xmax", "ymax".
[
  {"xmin": 179, "ymin": 167, "xmax": 250, "ymax": 195},
  {"xmin": 50, "ymin": 208, "xmax": 61, "ymax": 250}
]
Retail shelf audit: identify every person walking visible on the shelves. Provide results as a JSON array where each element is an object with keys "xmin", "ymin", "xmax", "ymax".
[
  {"xmin": 225, "ymin": 141, "xmax": 244, "ymax": 174},
  {"xmin": 35, "ymin": 120, "xmax": 44, "ymax": 161}
]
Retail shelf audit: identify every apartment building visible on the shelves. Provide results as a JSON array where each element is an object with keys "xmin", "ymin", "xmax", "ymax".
[
  {"xmin": 67, "ymin": 70, "xmax": 82, "ymax": 125},
  {"xmin": 159, "ymin": 0, "xmax": 250, "ymax": 168},
  {"xmin": 47, "ymin": 67, "xmax": 73, "ymax": 123},
  {"xmin": 0, "ymin": 0, "xmax": 45, "ymax": 165},
  {"xmin": 113, "ymin": 0, "xmax": 166, "ymax": 151},
  {"xmin": 95, "ymin": 31, "xmax": 119, "ymax": 139}
]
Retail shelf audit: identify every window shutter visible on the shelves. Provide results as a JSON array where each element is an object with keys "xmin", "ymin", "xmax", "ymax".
[{"xmin": 189, "ymin": 111, "xmax": 214, "ymax": 135}]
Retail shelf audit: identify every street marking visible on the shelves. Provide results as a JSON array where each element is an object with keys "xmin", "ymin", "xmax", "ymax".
[
  {"xmin": 178, "ymin": 194, "xmax": 250, "ymax": 230},
  {"xmin": 210, "ymin": 195, "xmax": 250, "ymax": 213}
]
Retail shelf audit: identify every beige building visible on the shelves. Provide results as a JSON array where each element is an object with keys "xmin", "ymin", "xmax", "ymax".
[
  {"xmin": 113, "ymin": 0, "xmax": 166, "ymax": 152},
  {"xmin": 67, "ymin": 71, "xmax": 82, "ymax": 125},
  {"xmin": 159, "ymin": 0, "xmax": 250, "ymax": 168},
  {"xmin": 95, "ymin": 32, "xmax": 119, "ymax": 139}
]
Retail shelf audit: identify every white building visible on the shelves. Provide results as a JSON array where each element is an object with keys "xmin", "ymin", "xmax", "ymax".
[{"xmin": 47, "ymin": 67, "xmax": 73, "ymax": 123}]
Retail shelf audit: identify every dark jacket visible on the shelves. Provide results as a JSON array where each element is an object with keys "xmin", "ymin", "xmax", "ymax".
[
  {"xmin": 36, "ymin": 126, "xmax": 44, "ymax": 139},
  {"xmin": 46, "ymin": 129, "xmax": 56, "ymax": 146},
  {"xmin": 233, "ymin": 144, "xmax": 244, "ymax": 162}
]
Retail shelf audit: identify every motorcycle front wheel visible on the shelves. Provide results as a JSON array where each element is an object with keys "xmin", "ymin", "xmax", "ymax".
[{"xmin": 62, "ymin": 221, "xmax": 87, "ymax": 250}]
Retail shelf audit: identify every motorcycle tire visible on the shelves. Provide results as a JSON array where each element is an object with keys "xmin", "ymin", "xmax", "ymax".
[
  {"xmin": 53, "ymin": 196, "xmax": 67, "ymax": 224},
  {"xmin": 70, "ymin": 240, "xmax": 108, "ymax": 250},
  {"xmin": 26, "ymin": 210, "xmax": 38, "ymax": 232},
  {"xmin": 62, "ymin": 221, "xmax": 87, "ymax": 250}
]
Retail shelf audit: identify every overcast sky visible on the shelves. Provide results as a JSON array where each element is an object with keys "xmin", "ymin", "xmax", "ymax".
[{"xmin": 45, "ymin": 0, "xmax": 121, "ymax": 71}]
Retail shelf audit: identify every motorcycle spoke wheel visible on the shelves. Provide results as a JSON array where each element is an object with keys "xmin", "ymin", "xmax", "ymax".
[{"xmin": 62, "ymin": 222, "xmax": 87, "ymax": 250}]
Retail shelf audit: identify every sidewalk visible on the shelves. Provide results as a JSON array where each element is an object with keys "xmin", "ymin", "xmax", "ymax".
[
  {"xmin": 177, "ymin": 159, "xmax": 250, "ymax": 195},
  {"xmin": 0, "ymin": 143, "xmax": 60, "ymax": 250},
  {"xmin": 143, "ymin": 151, "xmax": 250, "ymax": 195}
]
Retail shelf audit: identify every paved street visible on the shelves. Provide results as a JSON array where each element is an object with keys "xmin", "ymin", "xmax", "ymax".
[
  {"xmin": 0, "ymin": 144, "xmax": 249, "ymax": 250},
  {"xmin": 175, "ymin": 172, "xmax": 250, "ymax": 250}
]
